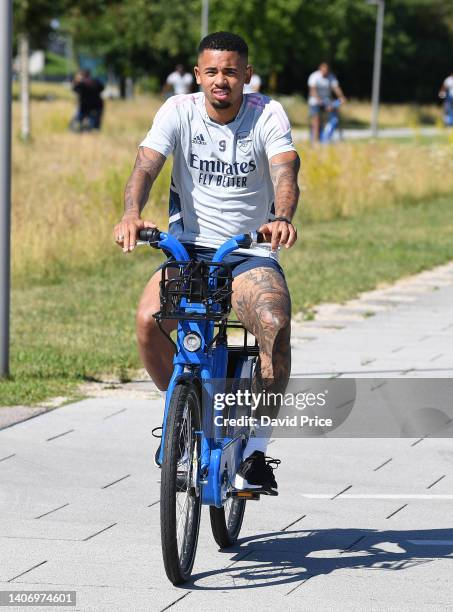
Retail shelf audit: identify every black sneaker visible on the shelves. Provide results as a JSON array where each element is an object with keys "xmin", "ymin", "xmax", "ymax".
[{"xmin": 234, "ymin": 451, "xmax": 281, "ymax": 494}]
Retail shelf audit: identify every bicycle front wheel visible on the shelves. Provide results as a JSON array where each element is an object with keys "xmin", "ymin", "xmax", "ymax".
[
  {"xmin": 160, "ymin": 381, "xmax": 202, "ymax": 585},
  {"xmin": 210, "ymin": 497, "xmax": 246, "ymax": 548}
]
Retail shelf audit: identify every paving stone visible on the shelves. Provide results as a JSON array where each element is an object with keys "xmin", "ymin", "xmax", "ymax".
[{"xmin": 1, "ymin": 268, "xmax": 453, "ymax": 609}]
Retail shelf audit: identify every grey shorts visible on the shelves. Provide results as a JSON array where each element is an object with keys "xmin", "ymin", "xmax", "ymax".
[
  {"xmin": 309, "ymin": 103, "xmax": 327, "ymax": 117},
  {"xmin": 155, "ymin": 243, "xmax": 285, "ymax": 279}
]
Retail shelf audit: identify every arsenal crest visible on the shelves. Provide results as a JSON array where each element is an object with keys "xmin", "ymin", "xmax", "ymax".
[{"xmin": 237, "ymin": 130, "xmax": 252, "ymax": 153}]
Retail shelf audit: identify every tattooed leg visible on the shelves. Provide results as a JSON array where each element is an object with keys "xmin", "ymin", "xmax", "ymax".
[
  {"xmin": 136, "ymin": 267, "xmax": 178, "ymax": 391},
  {"xmin": 232, "ymin": 267, "xmax": 291, "ymax": 420}
]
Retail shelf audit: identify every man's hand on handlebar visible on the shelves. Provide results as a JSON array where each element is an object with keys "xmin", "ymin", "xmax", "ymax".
[
  {"xmin": 257, "ymin": 219, "xmax": 297, "ymax": 252},
  {"xmin": 113, "ymin": 215, "xmax": 157, "ymax": 253}
]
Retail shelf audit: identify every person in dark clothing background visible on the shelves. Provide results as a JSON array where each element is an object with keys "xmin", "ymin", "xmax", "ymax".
[{"xmin": 71, "ymin": 69, "xmax": 105, "ymax": 131}]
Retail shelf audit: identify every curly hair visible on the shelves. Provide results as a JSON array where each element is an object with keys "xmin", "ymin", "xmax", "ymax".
[{"xmin": 198, "ymin": 31, "xmax": 248, "ymax": 58}]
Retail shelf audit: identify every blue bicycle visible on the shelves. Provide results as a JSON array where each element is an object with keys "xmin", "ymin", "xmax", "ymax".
[
  {"xmin": 442, "ymin": 93, "xmax": 453, "ymax": 127},
  {"xmin": 310, "ymin": 98, "xmax": 343, "ymax": 143},
  {"xmin": 320, "ymin": 99, "xmax": 342, "ymax": 143},
  {"xmin": 138, "ymin": 228, "xmax": 272, "ymax": 585}
]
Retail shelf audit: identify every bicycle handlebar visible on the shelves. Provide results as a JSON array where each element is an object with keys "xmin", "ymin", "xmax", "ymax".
[
  {"xmin": 139, "ymin": 228, "xmax": 161, "ymax": 244},
  {"xmin": 138, "ymin": 228, "xmax": 261, "ymax": 247},
  {"xmin": 138, "ymin": 228, "xmax": 268, "ymax": 263}
]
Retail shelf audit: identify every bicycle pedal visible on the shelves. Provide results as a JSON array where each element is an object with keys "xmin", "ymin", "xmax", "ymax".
[
  {"xmin": 233, "ymin": 475, "xmax": 279, "ymax": 498},
  {"xmin": 229, "ymin": 487, "xmax": 278, "ymax": 499},
  {"xmin": 229, "ymin": 489, "xmax": 261, "ymax": 500}
]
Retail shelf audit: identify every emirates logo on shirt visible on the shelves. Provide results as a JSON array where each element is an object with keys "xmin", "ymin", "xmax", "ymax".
[
  {"xmin": 189, "ymin": 153, "xmax": 257, "ymax": 188},
  {"xmin": 191, "ymin": 133, "xmax": 207, "ymax": 145}
]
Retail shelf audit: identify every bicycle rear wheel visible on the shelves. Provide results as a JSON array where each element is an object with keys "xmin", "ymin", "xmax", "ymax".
[
  {"xmin": 210, "ymin": 497, "xmax": 246, "ymax": 548},
  {"xmin": 160, "ymin": 381, "xmax": 201, "ymax": 585},
  {"xmin": 209, "ymin": 352, "xmax": 254, "ymax": 547}
]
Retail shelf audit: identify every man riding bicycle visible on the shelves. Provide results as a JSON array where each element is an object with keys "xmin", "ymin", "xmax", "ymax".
[
  {"xmin": 308, "ymin": 62, "xmax": 346, "ymax": 142},
  {"xmin": 114, "ymin": 31, "xmax": 300, "ymax": 493},
  {"xmin": 439, "ymin": 71, "xmax": 453, "ymax": 127}
]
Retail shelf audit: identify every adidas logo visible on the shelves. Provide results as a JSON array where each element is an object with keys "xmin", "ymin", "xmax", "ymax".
[{"xmin": 192, "ymin": 133, "xmax": 207, "ymax": 145}]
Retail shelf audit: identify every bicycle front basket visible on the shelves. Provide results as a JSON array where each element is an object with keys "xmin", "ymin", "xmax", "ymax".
[{"xmin": 157, "ymin": 260, "xmax": 232, "ymax": 321}]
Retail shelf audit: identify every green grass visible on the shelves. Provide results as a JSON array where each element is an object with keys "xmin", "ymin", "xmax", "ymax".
[
  {"xmin": 369, "ymin": 134, "xmax": 451, "ymax": 146},
  {"xmin": 12, "ymin": 80, "xmax": 74, "ymax": 101},
  {"xmin": 2, "ymin": 248, "xmax": 164, "ymax": 406},
  {"xmin": 2, "ymin": 194, "xmax": 453, "ymax": 407},
  {"xmin": 43, "ymin": 51, "xmax": 78, "ymax": 79},
  {"xmin": 282, "ymin": 194, "xmax": 453, "ymax": 309}
]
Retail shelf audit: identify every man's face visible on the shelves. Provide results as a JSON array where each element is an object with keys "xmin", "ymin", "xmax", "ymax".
[
  {"xmin": 320, "ymin": 63, "xmax": 329, "ymax": 77},
  {"xmin": 194, "ymin": 49, "xmax": 251, "ymax": 109}
]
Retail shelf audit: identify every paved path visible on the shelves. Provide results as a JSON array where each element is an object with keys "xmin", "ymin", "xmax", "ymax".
[
  {"xmin": 291, "ymin": 261, "xmax": 453, "ymax": 378},
  {"xmin": 292, "ymin": 126, "xmax": 444, "ymax": 142},
  {"xmin": 1, "ymin": 264, "xmax": 453, "ymax": 611}
]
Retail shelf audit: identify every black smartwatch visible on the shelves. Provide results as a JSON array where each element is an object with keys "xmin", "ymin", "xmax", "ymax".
[{"xmin": 272, "ymin": 216, "xmax": 292, "ymax": 224}]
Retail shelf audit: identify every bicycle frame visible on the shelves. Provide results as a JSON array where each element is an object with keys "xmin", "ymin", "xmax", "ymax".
[
  {"xmin": 146, "ymin": 231, "xmax": 257, "ymax": 508},
  {"xmin": 443, "ymin": 94, "xmax": 453, "ymax": 127},
  {"xmin": 319, "ymin": 99, "xmax": 342, "ymax": 143}
]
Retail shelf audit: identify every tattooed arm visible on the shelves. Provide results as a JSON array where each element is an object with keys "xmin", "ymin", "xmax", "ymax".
[
  {"xmin": 270, "ymin": 151, "xmax": 300, "ymax": 220},
  {"xmin": 114, "ymin": 147, "xmax": 166, "ymax": 253},
  {"xmin": 123, "ymin": 147, "xmax": 166, "ymax": 218},
  {"xmin": 258, "ymin": 150, "xmax": 300, "ymax": 251}
]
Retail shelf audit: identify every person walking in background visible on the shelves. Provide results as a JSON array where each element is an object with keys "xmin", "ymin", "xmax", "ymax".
[
  {"xmin": 163, "ymin": 64, "xmax": 194, "ymax": 97},
  {"xmin": 71, "ymin": 69, "xmax": 105, "ymax": 131},
  {"xmin": 308, "ymin": 62, "xmax": 346, "ymax": 142},
  {"xmin": 243, "ymin": 73, "xmax": 262, "ymax": 93},
  {"xmin": 438, "ymin": 71, "xmax": 453, "ymax": 126}
]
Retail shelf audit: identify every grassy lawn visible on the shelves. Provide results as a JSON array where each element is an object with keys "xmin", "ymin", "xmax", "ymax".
[
  {"xmin": 278, "ymin": 95, "xmax": 442, "ymax": 129},
  {"xmin": 4, "ymin": 89, "xmax": 453, "ymax": 406},
  {"xmin": 2, "ymin": 194, "xmax": 453, "ymax": 407},
  {"xmin": 281, "ymin": 195, "xmax": 453, "ymax": 310}
]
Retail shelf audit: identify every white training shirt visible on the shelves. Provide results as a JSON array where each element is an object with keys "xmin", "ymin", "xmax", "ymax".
[
  {"xmin": 308, "ymin": 70, "xmax": 339, "ymax": 106},
  {"xmin": 166, "ymin": 71, "xmax": 193, "ymax": 95},
  {"xmin": 444, "ymin": 75, "xmax": 453, "ymax": 98},
  {"xmin": 243, "ymin": 74, "xmax": 262, "ymax": 94},
  {"xmin": 140, "ymin": 92, "xmax": 296, "ymax": 256}
]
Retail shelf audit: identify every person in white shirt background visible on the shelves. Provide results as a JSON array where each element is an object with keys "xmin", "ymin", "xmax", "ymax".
[
  {"xmin": 308, "ymin": 62, "xmax": 346, "ymax": 142},
  {"xmin": 243, "ymin": 73, "xmax": 262, "ymax": 94},
  {"xmin": 438, "ymin": 72, "xmax": 453, "ymax": 126},
  {"xmin": 163, "ymin": 64, "xmax": 194, "ymax": 96}
]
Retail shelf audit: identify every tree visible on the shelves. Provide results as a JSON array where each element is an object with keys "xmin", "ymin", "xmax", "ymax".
[
  {"xmin": 209, "ymin": 0, "xmax": 304, "ymax": 91},
  {"xmin": 66, "ymin": 0, "xmax": 201, "ymax": 97},
  {"xmin": 47, "ymin": 0, "xmax": 453, "ymax": 103},
  {"xmin": 13, "ymin": 0, "xmax": 73, "ymax": 140}
]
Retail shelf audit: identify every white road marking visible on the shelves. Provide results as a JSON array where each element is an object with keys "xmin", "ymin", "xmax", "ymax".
[{"xmin": 302, "ymin": 494, "xmax": 453, "ymax": 499}]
